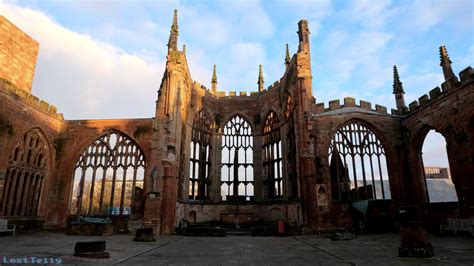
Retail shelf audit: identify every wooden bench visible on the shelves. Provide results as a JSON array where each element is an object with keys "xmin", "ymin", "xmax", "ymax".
[
  {"xmin": 0, "ymin": 219, "xmax": 16, "ymax": 236},
  {"xmin": 440, "ymin": 219, "xmax": 474, "ymax": 236}
]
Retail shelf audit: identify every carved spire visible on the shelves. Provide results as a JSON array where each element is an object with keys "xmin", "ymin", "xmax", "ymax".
[
  {"xmin": 392, "ymin": 65, "xmax": 404, "ymax": 94},
  {"xmin": 285, "ymin": 43, "xmax": 291, "ymax": 69},
  {"xmin": 258, "ymin": 64, "xmax": 264, "ymax": 92},
  {"xmin": 183, "ymin": 44, "xmax": 186, "ymax": 56},
  {"xmin": 392, "ymin": 65, "xmax": 406, "ymax": 112},
  {"xmin": 439, "ymin": 45, "xmax": 457, "ymax": 82},
  {"xmin": 211, "ymin": 64, "xmax": 217, "ymax": 92},
  {"xmin": 167, "ymin": 9, "xmax": 179, "ymax": 52}
]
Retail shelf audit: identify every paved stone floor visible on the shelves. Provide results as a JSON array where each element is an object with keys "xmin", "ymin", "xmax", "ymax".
[{"xmin": 0, "ymin": 232, "xmax": 473, "ymax": 265}]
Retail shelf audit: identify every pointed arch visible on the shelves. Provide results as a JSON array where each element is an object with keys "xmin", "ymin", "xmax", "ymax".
[
  {"xmin": 263, "ymin": 111, "xmax": 283, "ymax": 198},
  {"xmin": 189, "ymin": 108, "xmax": 213, "ymax": 200},
  {"xmin": 221, "ymin": 115, "xmax": 254, "ymax": 201},
  {"xmin": 328, "ymin": 120, "xmax": 390, "ymax": 201},
  {"xmin": 71, "ymin": 130, "xmax": 146, "ymax": 216},
  {"xmin": 1, "ymin": 128, "xmax": 51, "ymax": 217}
]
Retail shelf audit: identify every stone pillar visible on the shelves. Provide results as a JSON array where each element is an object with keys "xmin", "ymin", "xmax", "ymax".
[
  {"xmin": 398, "ymin": 127, "xmax": 433, "ymax": 257},
  {"xmin": 160, "ymin": 165, "xmax": 178, "ymax": 234}
]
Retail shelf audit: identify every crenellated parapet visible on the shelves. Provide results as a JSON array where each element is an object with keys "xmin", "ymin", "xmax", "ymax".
[
  {"xmin": 0, "ymin": 77, "xmax": 64, "ymax": 120},
  {"xmin": 404, "ymin": 66, "xmax": 473, "ymax": 114},
  {"xmin": 315, "ymin": 97, "xmax": 389, "ymax": 116}
]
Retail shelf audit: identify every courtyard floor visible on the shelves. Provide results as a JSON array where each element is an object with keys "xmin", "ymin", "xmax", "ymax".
[{"xmin": 0, "ymin": 232, "xmax": 473, "ymax": 265}]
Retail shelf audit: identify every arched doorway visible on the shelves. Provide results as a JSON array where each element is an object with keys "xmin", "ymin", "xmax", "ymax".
[{"xmin": 421, "ymin": 130, "xmax": 458, "ymax": 202}]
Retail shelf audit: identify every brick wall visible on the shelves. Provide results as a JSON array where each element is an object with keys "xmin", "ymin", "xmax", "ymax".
[{"xmin": 0, "ymin": 16, "xmax": 39, "ymax": 92}]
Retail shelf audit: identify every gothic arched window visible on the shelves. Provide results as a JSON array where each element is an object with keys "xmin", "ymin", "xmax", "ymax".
[
  {"xmin": 263, "ymin": 111, "xmax": 283, "ymax": 198},
  {"xmin": 221, "ymin": 115, "xmax": 254, "ymax": 202},
  {"xmin": 71, "ymin": 131, "xmax": 145, "ymax": 216},
  {"xmin": 1, "ymin": 129, "xmax": 48, "ymax": 216},
  {"xmin": 189, "ymin": 109, "xmax": 212, "ymax": 200},
  {"xmin": 329, "ymin": 121, "xmax": 390, "ymax": 201}
]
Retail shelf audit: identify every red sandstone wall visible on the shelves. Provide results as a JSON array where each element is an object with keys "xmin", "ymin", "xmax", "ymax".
[
  {"xmin": 0, "ymin": 85, "xmax": 63, "ymax": 219},
  {"xmin": 0, "ymin": 16, "xmax": 39, "ymax": 92}
]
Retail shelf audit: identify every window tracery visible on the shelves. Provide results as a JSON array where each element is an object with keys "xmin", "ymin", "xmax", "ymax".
[
  {"xmin": 221, "ymin": 115, "xmax": 254, "ymax": 201},
  {"xmin": 263, "ymin": 111, "xmax": 283, "ymax": 198},
  {"xmin": 71, "ymin": 131, "xmax": 145, "ymax": 216},
  {"xmin": 329, "ymin": 121, "xmax": 389, "ymax": 201},
  {"xmin": 1, "ymin": 129, "xmax": 48, "ymax": 216},
  {"xmin": 189, "ymin": 109, "xmax": 212, "ymax": 200}
]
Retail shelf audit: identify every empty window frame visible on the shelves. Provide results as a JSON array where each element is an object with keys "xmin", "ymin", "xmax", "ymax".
[
  {"xmin": 329, "ymin": 121, "xmax": 390, "ymax": 201},
  {"xmin": 189, "ymin": 109, "xmax": 212, "ymax": 200},
  {"xmin": 0, "ymin": 129, "xmax": 48, "ymax": 217},
  {"xmin": 221, "ymin": 116, "xmax": 254, "ymax": 201},
  {"xmin": 263, "ymin": 111, "xmax": 283, "ymax": 198},
  {"xmin": 71, "ymin": 131, "xmax": 145, "ymax": 216}
]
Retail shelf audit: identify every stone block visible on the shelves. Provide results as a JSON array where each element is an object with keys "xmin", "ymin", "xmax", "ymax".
[
  {"xmin": 459, "ymin": 66, "xmax": 473, "ymax": 81},
  {"xmin": 418, "ymin": 94, "xmax": 430, "ymax": 106},
  {"xmin": 250, "ymin": 92, "xmax": 259, "ymax": 96},
  {"xmin": 193, "ymin": 81, "xmax": 201, "ymax": 88},
  {"xmin": 375, "ymin": 104, "xmax": 387, "ymax": 114},
  {"xmin": 15, "ymin": 89, "xmax": 29, "ymax": 100},
  {"xmin": 240, "ymin": 92, "xmax": 247, "ymax": 96},
  {"xmin": 133, "ymin": 227, "xmax": 156, "ymax": 242},
  {"xmin": 74, "ymin": 241, "xmax": 110, "ymax": 258},
  {"xmin": 360, "ymin": 100, "xmax": 372, "ymax": 110},
  {"xmin": 229, "ymin": 91, "xmax": 236, "ymax": 97},
  {"xmin": 329, "ymin": 99, "xmax": 340, "ymax": 110},
  {"xmin": 441, "ymin": 81, "xmax": 455, "ymax": 92},
  {"xmin": 48, "ymin": 105, "xmax": 58, "ymax": 114},
  {"xmin": 343, "ymin": 97, "xmax": 356, "ymax": 107},
  {"xmin": 315, "ymin": 103, "xmax": 325, "ymax": 113},
  {"xmin": 56, "ymin": 113, "xmax": 64, "ymax": 120},
  {"xmin": 27, "ymin": 95, "xmax": 40, "ymax": 107},
  {"xmin": 39, "ymin": 100, "xmax": 49, "ymax": 112},
  {"xmin": 428, "ymin": 87, "xmax": 442, "ymax": 100},
  {"xmin": 391, "ymin": 108, "xmax": 398, "ymax": 115},
  {"xmin": 216, "ymin": 91, "xmax": 226, "ymax": 97},
  {"xmin": 409, "ymin": 101, "xmax": 419, "ymax": 112}
]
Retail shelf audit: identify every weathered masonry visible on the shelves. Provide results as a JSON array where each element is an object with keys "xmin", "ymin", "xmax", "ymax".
[{"xmin": 0, "ymin": 11, "xmax": 473, "ymax": 257}]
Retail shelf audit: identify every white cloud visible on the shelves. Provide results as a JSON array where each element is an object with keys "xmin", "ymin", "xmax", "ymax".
[{"xmin": 1, "ymin": 2, "xmax": 165, "ymax": 119}]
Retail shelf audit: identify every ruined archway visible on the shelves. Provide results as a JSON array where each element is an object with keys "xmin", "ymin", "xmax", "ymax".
[
  {"xmin": 70, "ymin": 130, "xmax": 146, "ymax": 216},
  {"xmin": 421, "ymin": 130, "xmax": 458, "ymax": 202},
  {"xmin": 328, "ymin": 120, "xmax": 390, "ymax": 201}
]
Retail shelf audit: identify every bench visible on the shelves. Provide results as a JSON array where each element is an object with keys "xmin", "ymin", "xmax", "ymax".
[
  {"xmin": 440, "ymin": 219, "xmax": 474, "ymax": 236},
  {"xmin": 0, "ymin": 219, "xmax": 16, "ymax": 236}
]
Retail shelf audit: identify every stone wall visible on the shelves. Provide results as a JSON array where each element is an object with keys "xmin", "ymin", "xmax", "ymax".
[{"xmin": 0, "ymin": 16, "xmax": 39, "ymax": 92}]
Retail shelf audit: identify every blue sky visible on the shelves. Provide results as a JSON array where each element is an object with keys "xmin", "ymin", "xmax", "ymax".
[{"xmin": 1, "ymin": 0, "xmax": 472, "ymax": 166}]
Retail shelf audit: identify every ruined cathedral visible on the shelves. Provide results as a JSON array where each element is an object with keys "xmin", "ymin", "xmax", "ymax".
[{"xmin": 0, "ymin": 11, "xmax": 473, "ymax": 256}]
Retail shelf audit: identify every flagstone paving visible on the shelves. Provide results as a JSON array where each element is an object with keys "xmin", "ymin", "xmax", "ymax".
[{"xmin": 0, "ymin": 232, "xmax": 472, "ymax": 265}]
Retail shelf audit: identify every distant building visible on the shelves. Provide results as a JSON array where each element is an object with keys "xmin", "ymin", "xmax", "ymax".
[{"xmin": 425, "ymin": 167, "xmax": 451, "ymax": 180}]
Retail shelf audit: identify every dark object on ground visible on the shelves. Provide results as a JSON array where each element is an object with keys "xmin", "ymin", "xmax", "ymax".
[
  {"xmin": 330, "ymin": 228, "xmax": 356, "ymax": 241},
  {"xmin": 133, "ymin": 227, "xmax": 156, "ymax": 242},
  {"xmin": 74, "ymin": 241, "xmax": 110, "ymax": 258}
]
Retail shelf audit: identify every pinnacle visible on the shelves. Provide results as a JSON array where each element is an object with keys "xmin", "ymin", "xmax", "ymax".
[
  {"xmin": 439, "ymin": 45, "xmax": 452, "ymax": 66},
  {"xmin": 393, "ymin": 65, "xmax": 404, "ymax": 94},
  {"xmin": 285, "ymin": 43, "xmax": 291, "ymax": 67},
  {"xmin": 258, "ymin": 64, "xmax": 264, "ymax": 92}
]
